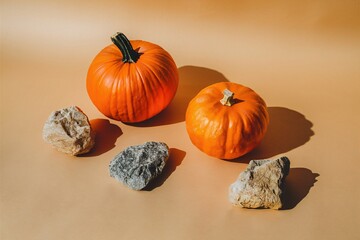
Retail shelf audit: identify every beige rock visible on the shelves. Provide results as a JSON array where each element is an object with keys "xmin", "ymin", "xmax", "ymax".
[
  {"xmin": 42, "ymin": 106, "xmax": 95, "ymax": 155},
  {"xmin": 229, "ymin": 157, "xmax": 290, "ymax": 209}
]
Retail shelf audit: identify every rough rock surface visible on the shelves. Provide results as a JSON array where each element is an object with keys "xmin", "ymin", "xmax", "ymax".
[
  {"xmin": 229, "ymin": 157, "xmax": 290, "ymax": 209},
  {"xmin": 109, "ymin": 142, "xmax": 169, "ymax": 190},
  {"xmin": 42, "ymin": 106, "xmax": 95, "ymax": 155}
]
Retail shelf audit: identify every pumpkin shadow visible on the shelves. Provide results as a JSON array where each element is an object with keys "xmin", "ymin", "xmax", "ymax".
[
  {"xmin": 144, "ymin": 148, "xmax": 186, "ymax": 191},
  {"xmin": 281, "ymin": 168, "xmax": 319, "ymax": 210},
  {"xmin": 232, "ymin": 107, "xmax": 314, "ymax": 163},
  {"xmin": 129, "ymin": 65, "xmax": 229, "ymax": 127},
  {"xmin": 80, "ymin": 119, "xmax": 122, "ymax": 157}
]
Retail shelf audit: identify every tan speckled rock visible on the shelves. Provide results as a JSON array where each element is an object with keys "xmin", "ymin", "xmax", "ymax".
[
  {"xmin": 229, "ymin": 157, "xmax": 290, "ymax": 209},
  {"xmin": 43, "ymin": 106, "xmax": 95, "ymax": 155}
]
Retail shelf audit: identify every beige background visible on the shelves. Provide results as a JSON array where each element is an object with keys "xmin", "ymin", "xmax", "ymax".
[{"xmin": 1, "ymin": 0, "xmax": 360, "ymax": 239}]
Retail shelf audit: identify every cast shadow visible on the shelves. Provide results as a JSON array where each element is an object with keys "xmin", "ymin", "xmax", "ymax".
[
  {"xmin": 130, "ymin": 65, "xmax": 229, "ymax": 127},
  {"xmin": 233, "ymin": 107, "xmax": 314, "ymax": 163},
  {"xmin": 281, "ymin": 168, "xmax": 319, "ymax": 210},
  {"xmin": 81, "ymin": 119, "xmax": 122, "ymax": 157},
  {"xmin": 144, "ymin": 148, "xmax": 186, "ymax": 191}
]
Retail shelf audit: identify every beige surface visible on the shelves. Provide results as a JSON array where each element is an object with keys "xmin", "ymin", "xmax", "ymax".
[{"xmin": 1, "ymin": 0, "xmax": 360, "ymax": 239}]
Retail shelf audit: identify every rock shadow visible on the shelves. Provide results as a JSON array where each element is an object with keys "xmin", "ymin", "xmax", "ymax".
[
  {"xmin": 281, "ymin": 168, "xmax": 319, "ymax": 210},
  {"xmin": 144, "ymin": 148, "xmax": 186, "ymax": 190},
  {"xmin": 81, "ymin": 119, "xmax": 122, "ymax": 157},
  {"xmin": 232, "ymin": 107, "xmax": 314, "ymax": 163},
  {"xmin": 130, "ymin": 65, "xmax": 229, "ymax": 127}
]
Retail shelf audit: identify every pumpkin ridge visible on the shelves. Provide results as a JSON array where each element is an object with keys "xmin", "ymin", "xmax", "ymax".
[
  {"xmin": 129, "ymin": 63, "xmax": 150, "ymax": 122},
  {"xmin": 138, "ymin": 60, "xmax": 167, "ymax": 111},
  {"xmin": 142, "ymin": 54, "xmax": 177, "ymax": 86},
  {"xmin": 111, "ymin": 64, "xmax": 127, "ymax": 120},
  {"xmin": 136, "ymin": 63, "xmax": 160, "ymax": 119},
  {"xmin": 108, "ymin": 65, "xmax": 117, "ymax": 119},
  {"xmin": 202, "ymin": 115, "xmax": 215, "ymax": 154},
  {"xmin": 232, "ymin": 110, "xmax": 246, "ymax": 155},
  {"xmin": 229, "ymin": 111, "xmax": 242, "ymax": 156},
  {"xmin": 221, "ymin": 109, "xmax": 231, "ymax": 158},
  {"xmin": 140, "ymin": 45, "xmax": 167, "ymax": 55},
  {"xmin": 242, "ymin": 108, "xmax": 264, "ymax": 147},
  {"xmin": 92, "ymin": 55, "xmax": 122, "ymax": 81},
  {"xmin": 111, "ymin": 64, "xmax": 128, "ymax": 121},
  {"xmin": 91, "ymin": 56, "xmax": 120, "ymax": 88},
  {"xmin": 92, "ymin": 62, "xmax": 120, "ymax": 117},
  {"xmin": 131, "ymin": 40, "xmax": 155, "ymax": 53},
  {"xmin": 201, "ymin": 102, "xmax": 225, "ymax": 155},
  {"xmin": 145, "ymin": 48, "xmax": 177, "ymax": 74},
  {"xmin": 200, "ymin": 98, "xmax": 222, "ymax": 119},
  {"xmin": 134, "ymin": 65, "xmax": 150, "ymax": 120},
  {"xmin": 125, "ymin": 65, "xmax": 136, "ymax": 121}
]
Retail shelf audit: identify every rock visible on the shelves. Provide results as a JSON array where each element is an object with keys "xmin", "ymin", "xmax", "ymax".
[
  {"xmin": 42, "ymin": 106, "xmax": 95, "ymax": 155},
  {"xmin": 229, "ymin": 157, "xmax": 290, "ymax": 209},
  {"xmin": 109, "ymin": 142, "xmax": 169, "ymax": 190}
]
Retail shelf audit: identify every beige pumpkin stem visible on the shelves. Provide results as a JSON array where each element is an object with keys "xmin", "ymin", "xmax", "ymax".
[{"xmin": 220, "ymin": 89, "xmax": 235, "ymax": 106}]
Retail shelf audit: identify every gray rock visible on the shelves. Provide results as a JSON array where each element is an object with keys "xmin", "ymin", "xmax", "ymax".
[
  {"xmin": 42, "ymin": 106, "xmax": 95, "ymax": 155},
  {"xmin": 229, "ymin": 157, "xmax": 290, "ymax": 209},
  {"xmin": 109, "ymin": 142, "xmax": 169, "ymax": 190}
]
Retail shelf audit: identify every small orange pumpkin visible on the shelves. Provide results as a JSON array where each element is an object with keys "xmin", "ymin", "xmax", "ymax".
[
  {"xmin": 185, "ymin": 82, "xmax": 269, "ymax": 160},
  {"xmin": 86, "ymin": 32, "xmax": 179, "ymax": 123}
]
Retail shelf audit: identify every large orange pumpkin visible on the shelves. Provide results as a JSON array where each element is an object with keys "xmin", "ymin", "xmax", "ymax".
[
  {"xmin": 86, "ymin": 32, "xmax": 179, "ymax": 123},
  {"xmin": 185, "ymin": 82, "xmax": 269, "ymax": 160}
]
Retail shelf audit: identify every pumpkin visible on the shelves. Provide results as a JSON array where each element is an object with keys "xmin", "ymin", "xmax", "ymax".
[
  {"xmin": 185, "ymin": 82, "xmax": 269, "ymax": 160},
  {"xmin": 86, "ymin": 32, "xmax": 179, "ymax": 123}
]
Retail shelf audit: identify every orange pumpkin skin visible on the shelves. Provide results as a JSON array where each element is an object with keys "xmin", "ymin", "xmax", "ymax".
[
  {"xmin": 86, "ymin": 33, "xmax": 178, "ymax": 123},
  {"xmin": 185, "ymin": 82, "xmax": 269, "ymax": 160}
]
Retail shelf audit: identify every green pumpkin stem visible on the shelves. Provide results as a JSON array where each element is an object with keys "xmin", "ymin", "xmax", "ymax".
[
  {"xmin": 111, "ymin": 32, "xmax": 140, "ymax": 63},
  {"xmin": 220, "ymin": 89, "xmax": 235, "ymax": 106}
]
